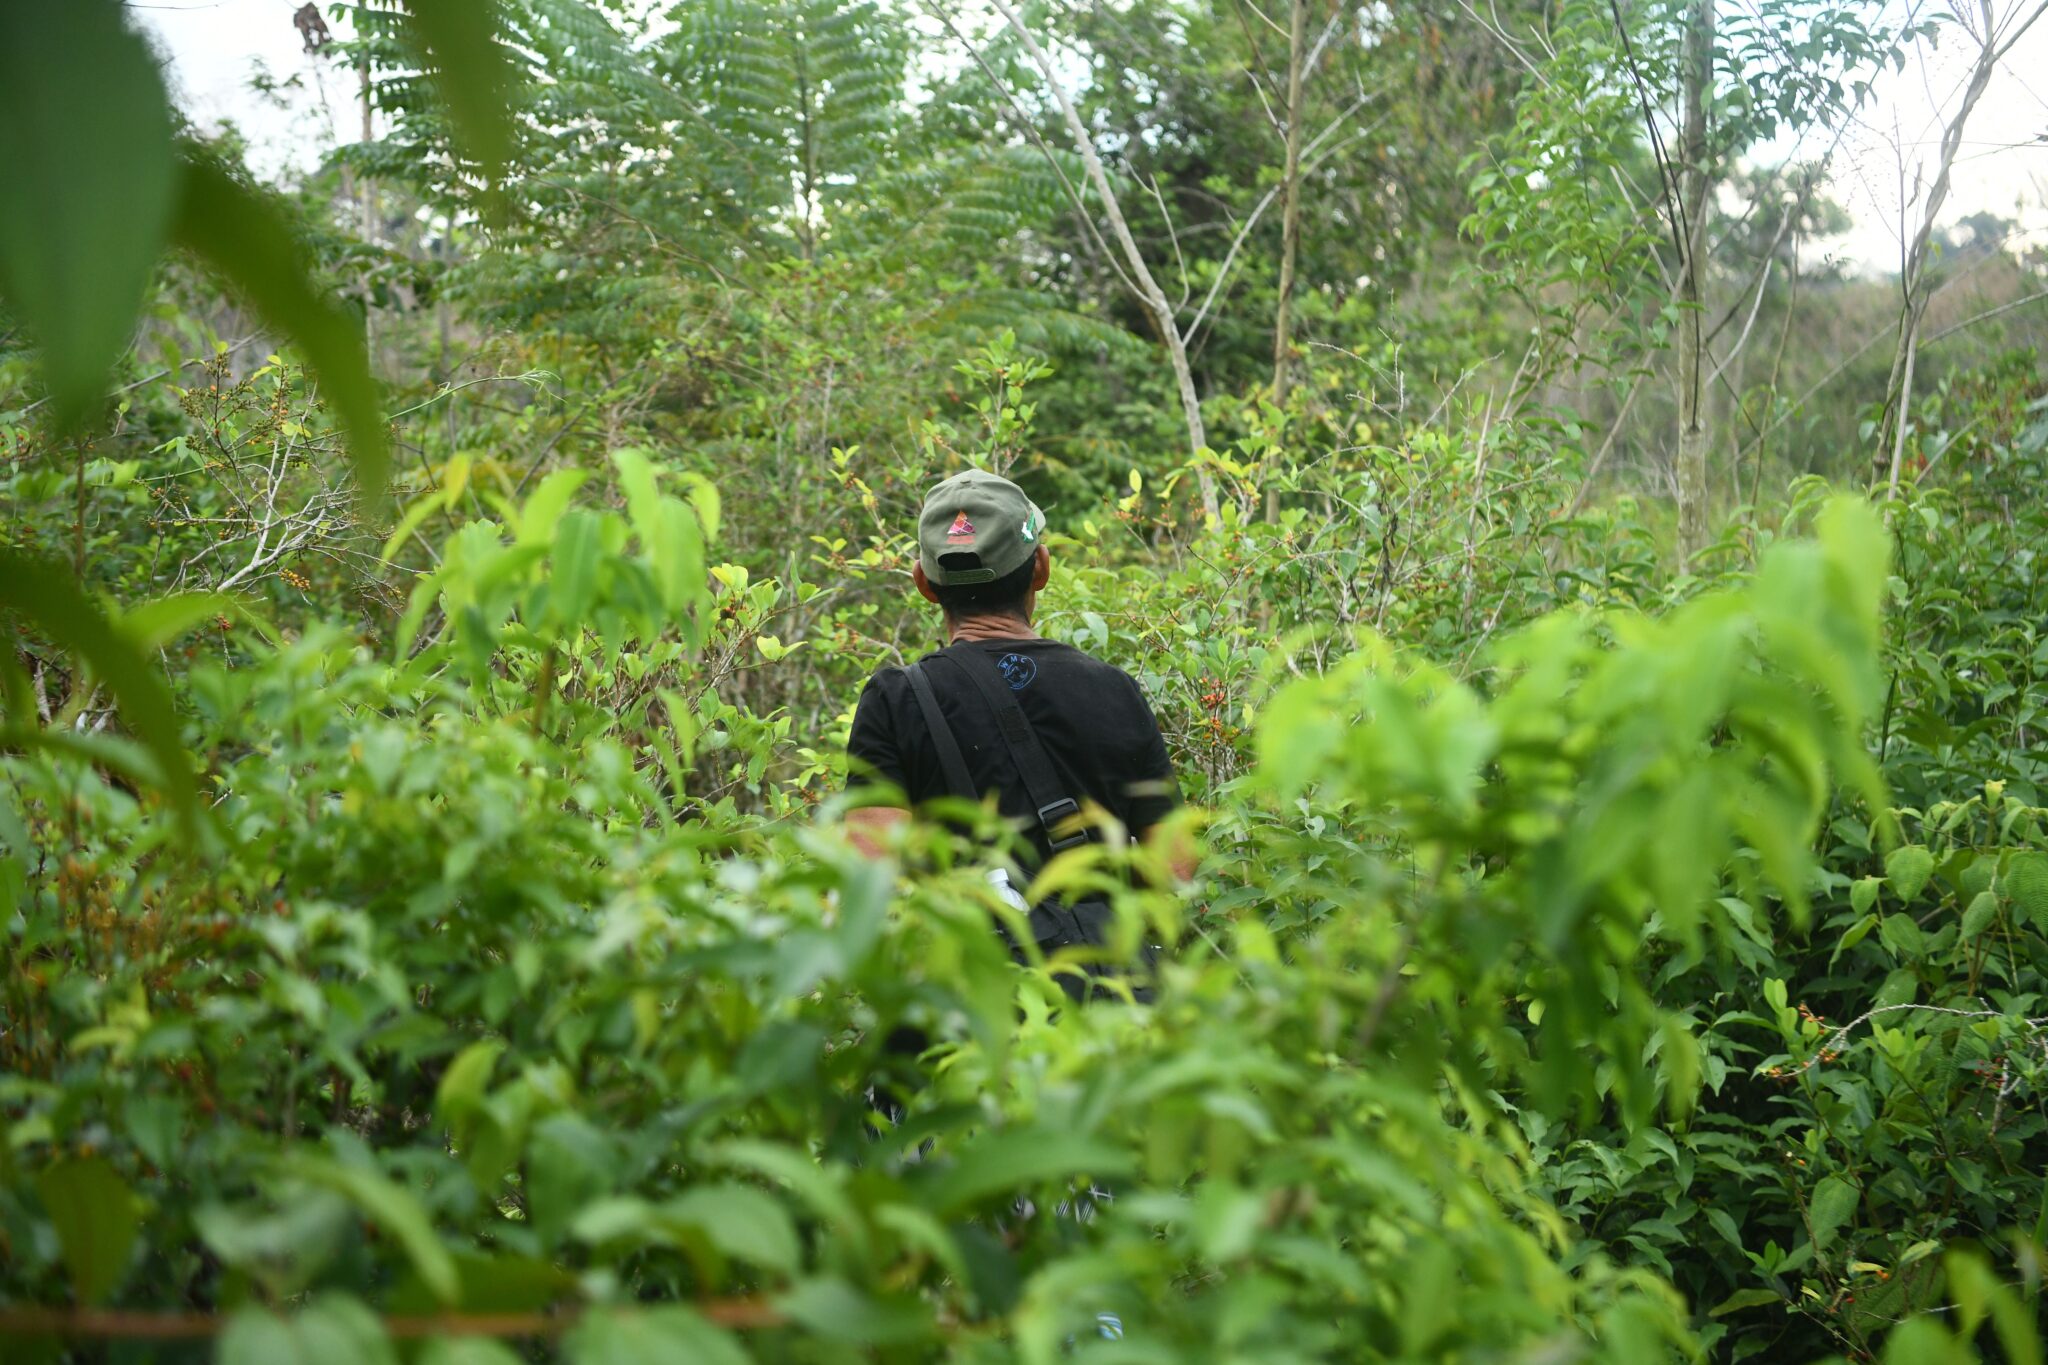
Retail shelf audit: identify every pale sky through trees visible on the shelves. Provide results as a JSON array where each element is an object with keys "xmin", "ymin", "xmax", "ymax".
[{"xmin": 133, "ymin": 0, "xmax": 2048, "ymax": 275}]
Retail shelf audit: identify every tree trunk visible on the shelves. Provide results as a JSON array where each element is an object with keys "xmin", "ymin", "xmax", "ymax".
[
  {"xmin": 1674, "ymin": 0, "xmax": 1713, "ymax": 563},
  {"xmin": 1270, "ymin": 0, "xmax": 1310, "ymax": 407},
  {"xmin": 1882, "ymin": 0, "xmax": 2013, "ymax": 495},
  {"xmin": 984, "ymin": 0, "xmax": 1221, "ymax": 523}
]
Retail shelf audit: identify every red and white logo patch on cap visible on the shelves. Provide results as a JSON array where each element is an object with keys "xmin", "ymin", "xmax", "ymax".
[{"xmin": 946, "ymin": 511, "xmax": 976, "ymax": 543}]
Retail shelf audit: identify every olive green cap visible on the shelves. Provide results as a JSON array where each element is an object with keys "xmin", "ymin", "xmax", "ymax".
[{"xmin": 917, "ymin": 469, "xmax": 1047, "ymax": 586}]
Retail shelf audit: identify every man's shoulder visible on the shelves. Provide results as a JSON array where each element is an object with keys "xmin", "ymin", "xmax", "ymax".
[{"xmin": 873, "ymin": 639, "xmax": 1143, "ymax": 696}]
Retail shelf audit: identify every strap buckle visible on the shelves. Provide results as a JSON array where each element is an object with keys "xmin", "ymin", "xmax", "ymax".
[{"xmin": 1037, "ymin": 798, "xmax": 1088, "ymax": 852}]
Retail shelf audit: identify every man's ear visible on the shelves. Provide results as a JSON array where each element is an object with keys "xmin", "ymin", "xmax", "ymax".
[
  {"xmin": 1029, "ymin": 544, "xmax": 1050, "ymax": 590},
  {"xmin": 913, "ymin": 561, "xmax": 941, "ymax": 605}
]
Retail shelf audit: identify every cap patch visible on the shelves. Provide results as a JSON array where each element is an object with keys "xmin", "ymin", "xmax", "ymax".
[{"xmin": 946, "ymin": 511, "xmax": 976, "ymax": 543}]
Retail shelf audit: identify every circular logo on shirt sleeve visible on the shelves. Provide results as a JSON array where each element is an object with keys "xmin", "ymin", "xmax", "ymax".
[{"xmin": 996, "ymin": 652, "xmax": 1037, "ymax": 690}]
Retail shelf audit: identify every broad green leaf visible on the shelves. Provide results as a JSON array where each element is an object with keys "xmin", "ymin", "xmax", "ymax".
[
  {"xmin": 1879, "ymin": 913, "xmax": 1925, "ymax": 961},
  {"xmin": 1807, "ymin": 1174, "xmax": 1858, "ymax": 1254},
  {"xmin": 169, "ymin": 155, "xmax": 388, "ymax": 503},
  {"xmin": 525, "ymin": 1112, "xmax": 618, "ymax": 1247},
  {"xmin": 0, "ymin": 550, "xmax": 199, "ymax": 834},
  {"xmin": 548, "ymin": 510, "xmax": 606, "ymax": 629},
  {"xmin": 1960, "ymin": 890, "xmax": 1999, "ymax": 939},
  {"xmin": 564, "ymin": 1306, "xmax": 750, "ymax": 1365},
  {"xmin": 1832, "ymin": 912, "xmax": 1878, "ymax": 965},
  {"xmin": 115, "ymin": 592, "xmax": 228, "ymax": 652},
  {"xmin": 679, "ymin": 472, "xmax": 722, "ymax": 540},
  {"xmin": 417, "ymin": 1340, "xmax": 527, "ymax": 1365},
  {"xmin": 1708, "ymin": 1287, "xmax": 1782, "ymax": 1317},
  {"xmin": 2001, "ymin": 852, "xmax": 2048, "ymax": 932},
  {"xmin": 435, "ymin": 1039, "xmax": 506, "ymax": 1129},
  {"xmin": 289, "ymin": 1156, "xmax": 459, "ymax": 1306},
  {"xmin": 515, "ymin": 468, "xmax": 590, "ymax": 546},
  {"xmin": 219, "ymin": 1296, "xmax": 396, "ymax": 1365},
  {"xmin": 193, "ymin": 1188, "xmax": 351, "ymax": 1294},
  {"xmin": 920, "ymin": 1126, "xmax": 1132, "ymax": 1213},
  {"xmin": 36, "ymin": 1157, "xmax": 139, "ymax": 1305},
  {"xmin": 1881, "ymin": 1316, "xmax": 1965, "ymax": 1365},
  {"xmin": 0, "ymin": 0, "xmax": 174, "ymax": 429},
  {"xmin": 704, "ymin": 1140, "xmax": 869, "ymax": 1260},
  {"xmin": 219, "ymin": 1308, "xmax": 301, "ymax": 1365},
  {"xmin": 777, "ymin": 1276, "xmax": 934, "ymax": 1347},
  {"xmin": 1884, "ymin": 845, "xmax": 1934, "ymax": 902},
  {"xmin": 1947, "ymin": 1248, "xmax": 2043, "ymax": 1365},
  {"xmin": 666, "ymin": 1182, "xmax": 801, "ymax": 1274}
]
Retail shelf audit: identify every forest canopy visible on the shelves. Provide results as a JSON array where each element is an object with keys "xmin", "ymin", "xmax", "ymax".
[{"xmin": 2, "ymin": 0, "xmax": 2047, "ymax": 1361}]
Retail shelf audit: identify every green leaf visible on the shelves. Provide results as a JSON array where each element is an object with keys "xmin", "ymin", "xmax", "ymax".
[
  {"xmin": 0, "ymin": 0, "xmax": 174, "ymax": 429},
  {"xmin": 1849, "ymin": 876, "xmax": 1880, "ymax": 915},
  {"xmin": 434, "ymin": 1038, "xmax": 506, "ymax": 1136},
  {"xmin": 398, "ymin": 0, "xmax": 518, "ymax": 185},
  {"xmin": 36, "ymin": 1157, "xmax": 139, "ymax": 1305},
  {"xmin": 777, "ymin": 1276, "xmax": 934, "ymax": 1346},
  {"xmin": 1947, "ymin": 1248, "xmax": 2043, "ymax": 1365},
  {"xmin": 2001, "ymin": 853, "xmax": 2048, "ymax": 932},
  {"xmin": 219, "ymin": 1308, "xmax": 302, "ymax": 1365},
  {"xmin": 1708, "ymin": 1287, "xmax": 1783, "ymax": 1317},
  {"xmin": 0, "ymin": 550, "xmax": 199, "ymax": 835},
  {"xmin": 1879, "ymin": 913, "xmax": 1926, "ymax": 961},
  {"xmin": 1832, "ymin": 912, "xmax": 1878, "ymax": 965},
  {"xmin": 548, "ymin": 510, "xmax": 606, "ymax": 629},
  {"xmin": 1704, "ymin": 1206, "xmax": 1744, "ymax": 1252},
  {"xmin": 193, "ymin": 1188, "xmax": 351, "ymax": 1294},
  {"xmin": 416, "ymin": 1341, "xmax": 527, "ymax": 1365},
  {"xmin": 219, "ymin": 1296, "xmax": 397, "ymax": 1365},
  {"xmin": 1881, "ymin": 1316, "xmax": 1965, "ymax": 1365},
  {"xmin": 564, "ymin": 1306, "xmax": 750, "ymax": 1365},
  {"xmin": 1808, "ymin": 1174, "xmax": 1859, "ymax": 1254},
  {"xmin": 288, "ymin": 1155, "xmax": 459, "ymax": 1306},
  {"xmin": 1884, "ymin": 845, "xmax": 1934, "ymax": 902},
  {"xmin": 115, "ymin": 592, "xmax": 229, "ymax": 652},
  {"xmin": 703, "ymin": 1140, "xmax": 869, "ymax": 1261},
  {"xmin": 665, "ymin": 1182, "xmax": 802, "ymax": 1275},
  {"xmin": 1960, "ymin": 890, "xmax": 1999, "ymax": 939},
  {"xmin": 571, "ymin": 1183, "xmax": 802, "ymax": 1279},
  {"xmin": 515, "ymin": 468, "xmax": 590, "ymax": 546},
  {"xmin": 169, "ymin": 154, "xmax": 387, "ymax": 504},
  {"xmin": 920, "ymin": 1126, "xmax": 1132, "ymax": 1213}
]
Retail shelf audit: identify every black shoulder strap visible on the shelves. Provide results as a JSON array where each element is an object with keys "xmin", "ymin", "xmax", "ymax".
[
  {"xmin": 904, "ymin": 661, "xmax": 975, "ymax": 801},
  {"xmin": 931, "ymin": 644, "xmax": 1092, "ymax": 854}
]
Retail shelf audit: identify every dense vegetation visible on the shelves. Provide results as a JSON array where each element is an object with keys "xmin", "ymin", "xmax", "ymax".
[{"xmin": 3, "ymin": 1, "xmax": 2047, "ymax": 1361}]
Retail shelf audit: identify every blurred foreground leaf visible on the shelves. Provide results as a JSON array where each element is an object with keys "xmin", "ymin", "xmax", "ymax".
[
  {"xmin": 0, "ymin": 551, "xmax": 199, "ymax": 836},
  {"xmin": 170, "ymin": 156, "xmax": 389, "ymax": 503},
  {"xmin": 400, "ymin": 0, "xmax": 518, "ymax": 186},
  {"xmin": 35, "ymin": 1157, "xmax": 139, "ymax": 1305},
  {"xmin": 0, "ymin": 0, "xmax": 175, "ymax": 428}
]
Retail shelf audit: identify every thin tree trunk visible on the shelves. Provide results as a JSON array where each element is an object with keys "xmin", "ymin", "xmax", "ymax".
[
  {"xmin": 1674, "ymin": 0, "xmax": 1713, "ymax": 563},
  {"xmin": 984, "ymin": 0, "xmax": 1220, "ymax": 523},
  {"xmin": 1270, "ymin": 0, "xmax": 1310, "ymax": 406},
  {"xmin": 1881, "ymin": 0, "xmax": 2031, "ymax": 495},
  {"xmin": 359, "ymin": 48, "xmax": 377, "ymax": 358}
]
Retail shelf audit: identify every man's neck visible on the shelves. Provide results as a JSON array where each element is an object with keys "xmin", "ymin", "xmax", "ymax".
[{"xmin": 946, "ymin": 613, "xmax": 1037, "ymax": 644}]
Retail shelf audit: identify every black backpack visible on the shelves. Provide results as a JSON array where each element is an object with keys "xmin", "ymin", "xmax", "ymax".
[{"xmin": 902, "ymin": 644, "xmax": 1152, "ymax": 1002}]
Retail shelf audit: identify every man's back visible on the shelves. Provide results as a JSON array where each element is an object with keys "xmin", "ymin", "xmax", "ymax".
[{"xmin": 848, "ymin": 637, "xmax": 1178, "ymax": 857}]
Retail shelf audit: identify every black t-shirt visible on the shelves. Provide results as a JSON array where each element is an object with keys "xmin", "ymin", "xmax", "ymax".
[{"xmin": 847, "ymin": 637, "xmax": 1179, "ymax": 854}]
